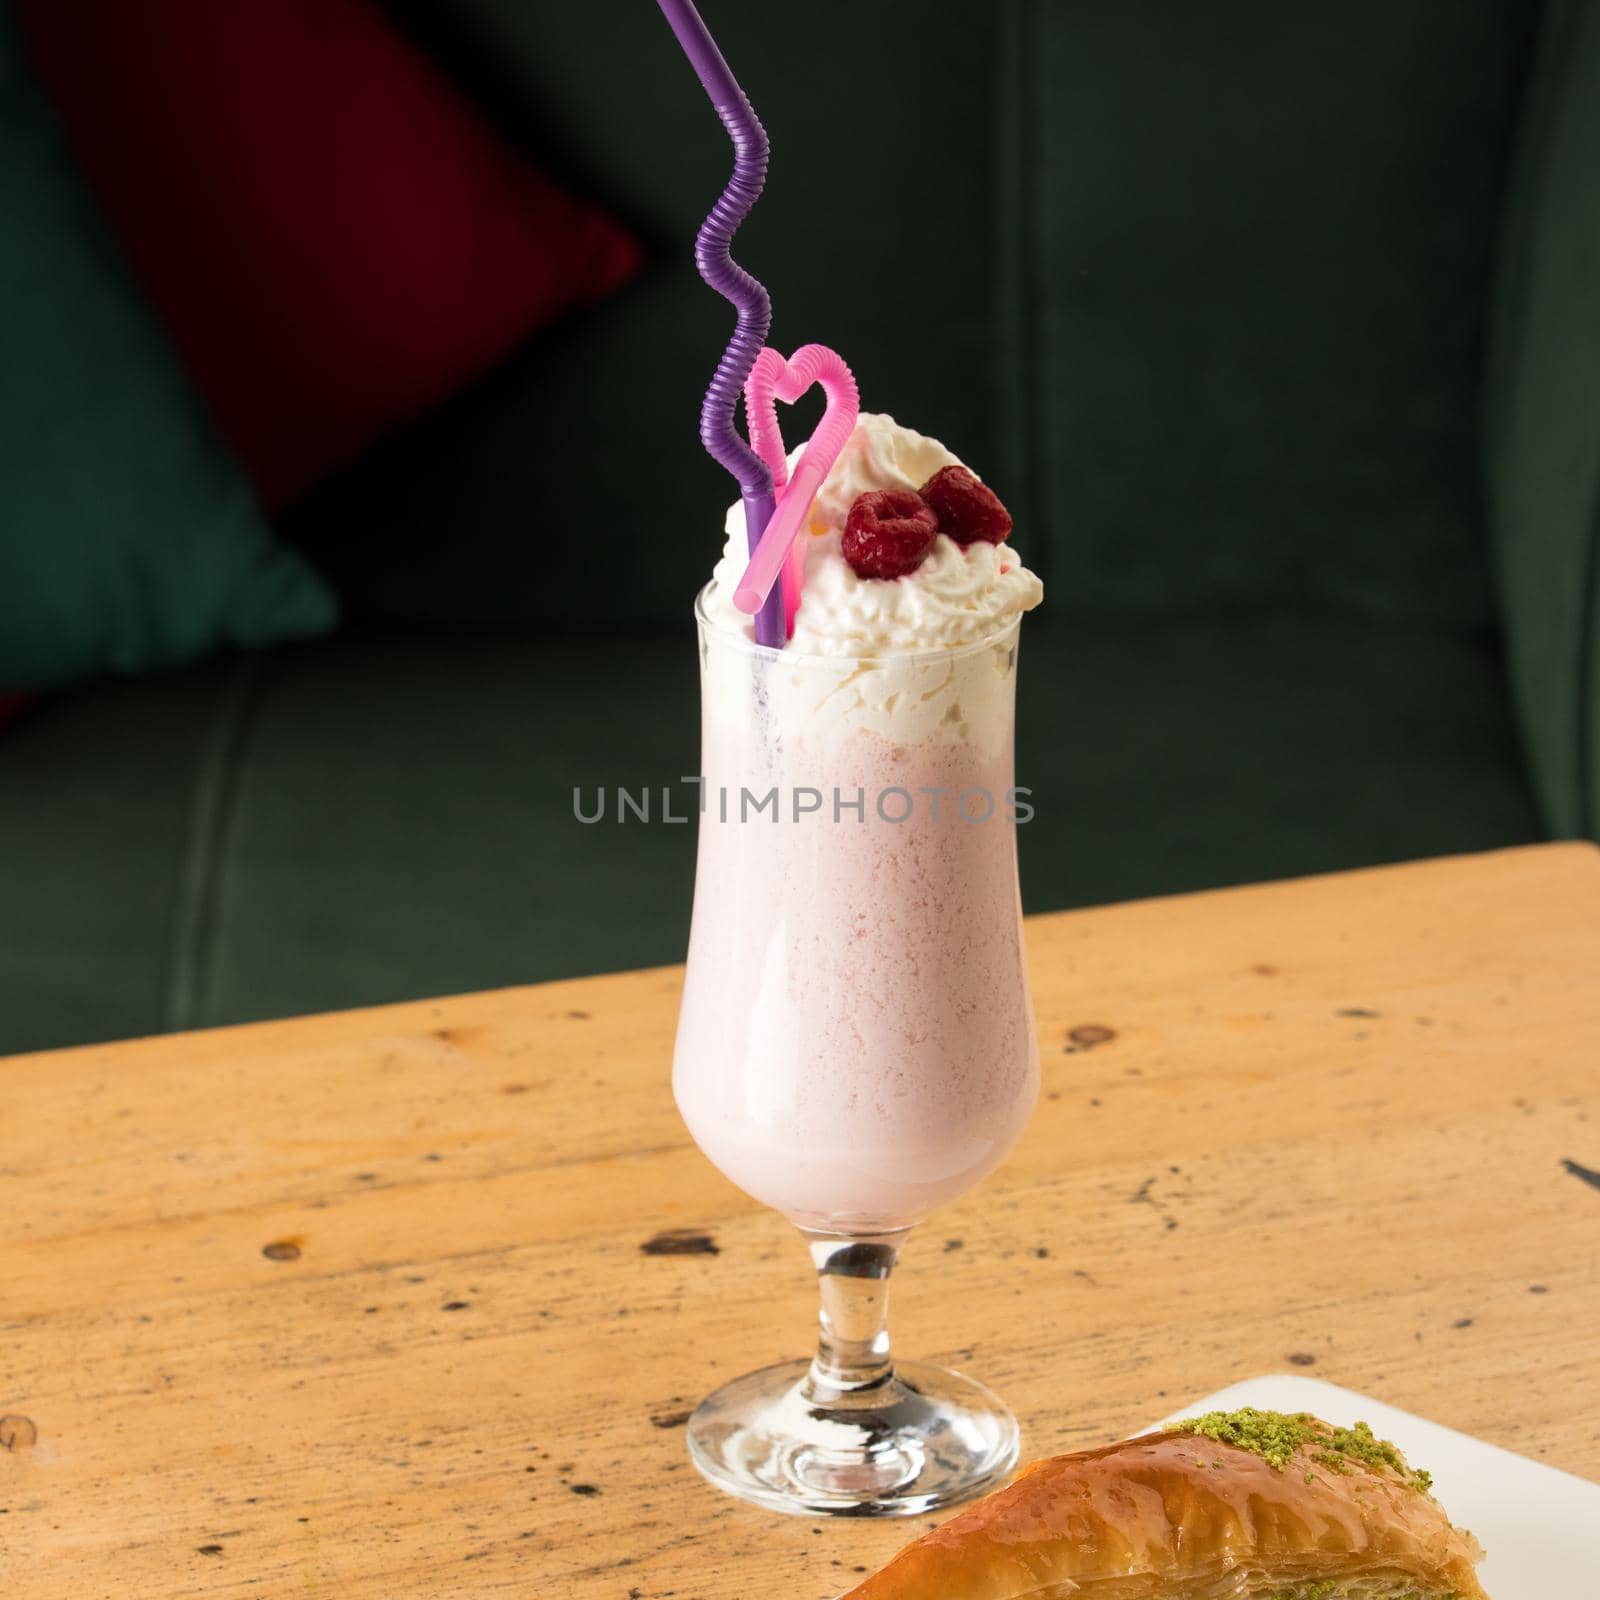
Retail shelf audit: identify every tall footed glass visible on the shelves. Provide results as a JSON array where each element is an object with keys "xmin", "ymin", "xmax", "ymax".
[{"xmin": 673, "ymin": 591, "xmax": 1039, "ymax": 1516}]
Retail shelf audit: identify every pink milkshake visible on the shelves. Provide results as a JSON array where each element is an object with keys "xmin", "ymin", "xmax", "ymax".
[
  {"xmin": 674, "ymin": 609, "xmax": 1037, "ymax": 1230},
  {"xmin": 673, "ymin": 412, "xmax": 1044, "ymax": 1517}
]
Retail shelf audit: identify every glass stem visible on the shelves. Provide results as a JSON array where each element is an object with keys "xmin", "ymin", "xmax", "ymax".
[{"xmin": 799, "ymin": 1227, "xmax": 909, "ymax": 1403}]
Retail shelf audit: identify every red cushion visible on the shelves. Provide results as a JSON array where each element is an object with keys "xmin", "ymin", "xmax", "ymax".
[{"xmin": 18, "ymin": 0, "xmax": 642, "ymax": 509}]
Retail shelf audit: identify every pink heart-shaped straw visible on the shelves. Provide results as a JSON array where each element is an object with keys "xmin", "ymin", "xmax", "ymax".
[{"xmin": 736, "ymin": 344, "xmax": 859, "ymax": 635}]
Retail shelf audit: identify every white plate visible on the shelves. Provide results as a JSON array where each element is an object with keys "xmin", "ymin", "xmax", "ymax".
[{"xmin": 1156, "ymin": 1374, "xmax": 1599, "ymax": 1599}]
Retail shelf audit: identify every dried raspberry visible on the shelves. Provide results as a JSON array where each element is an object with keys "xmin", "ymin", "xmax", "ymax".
[
  {"xmin": 842, "ymin": 489, "xmax": 939, "ymax": 580},
  {"xmin": 918, "ymin": 465, "xmax": 1013, "ymax": 546}
]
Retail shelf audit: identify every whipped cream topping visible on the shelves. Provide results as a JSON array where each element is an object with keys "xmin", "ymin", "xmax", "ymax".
[{"xmin": 703, "ymin": 413, "xmax": 1043, "ymax": 656}]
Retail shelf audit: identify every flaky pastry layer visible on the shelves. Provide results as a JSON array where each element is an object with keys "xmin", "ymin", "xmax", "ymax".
[{"xmin": 841, "ymin": 1425, "xmax": 1487, "ymax": 1600}]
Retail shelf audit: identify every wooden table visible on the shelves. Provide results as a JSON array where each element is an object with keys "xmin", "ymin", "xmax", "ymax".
[{"xmin": 4, "ymin": 843, "xmax": 1598, "ymax": 1597}]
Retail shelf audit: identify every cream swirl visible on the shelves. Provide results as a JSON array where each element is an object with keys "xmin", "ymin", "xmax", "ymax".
[{"xmin": 703, "ymin": 413, "xmax": 1043, "ymax": 656}]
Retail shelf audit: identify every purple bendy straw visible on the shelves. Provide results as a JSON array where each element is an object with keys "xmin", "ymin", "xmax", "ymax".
[{"xmin": 655, "ymin": 0, "xmax": 785, "ymax": 648}]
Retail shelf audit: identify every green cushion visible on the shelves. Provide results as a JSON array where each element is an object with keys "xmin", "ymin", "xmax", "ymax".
[
  {"xmin": 1018, "ymin": 619, "xmax": 1539, "ymax": 912},
  {"xmin": 0, "ymin": 3, "xmax": 336, "ymax": 689},
  {"xmin": 0, "ymin": 618, "xmax": 1538, "ymax": 1053},
  {"xmin": 0, "ymin": 659, "xmax": 255, "ymax": 1051},
  {"xmin": 1486, "ymin": 0, "xmax": 1600, "ymax": 838}
]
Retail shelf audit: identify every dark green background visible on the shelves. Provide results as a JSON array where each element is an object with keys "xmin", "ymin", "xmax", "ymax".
[
  {"xmin": 289, "ymin": 0, "xmax": 1537, "ymax": 630},
  {"xmin": 5, "ymin": 0, "xmax": 1595, "ymax": 1054}
]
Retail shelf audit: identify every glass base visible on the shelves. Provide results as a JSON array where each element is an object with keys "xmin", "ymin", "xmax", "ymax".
[{"xmin": 685, "ymin": 1357, "xmax": 1019, "ymax": 1517}]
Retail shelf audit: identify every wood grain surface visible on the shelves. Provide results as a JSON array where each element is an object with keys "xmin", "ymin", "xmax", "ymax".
[{"xmin": 3, "ymin": 843, "xmax": 1598, "ymax": 1597}]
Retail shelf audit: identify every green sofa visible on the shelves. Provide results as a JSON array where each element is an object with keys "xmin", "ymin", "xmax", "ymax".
[{"xmin": 5, "ymin": 0, "xmax": 1595, "ymax": 1056}]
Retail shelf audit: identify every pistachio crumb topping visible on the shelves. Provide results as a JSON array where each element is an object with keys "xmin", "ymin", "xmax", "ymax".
[{"xmin": 1164, "ymin": 1408, "xmax": 1434, "ymax": 1493}]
